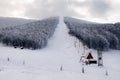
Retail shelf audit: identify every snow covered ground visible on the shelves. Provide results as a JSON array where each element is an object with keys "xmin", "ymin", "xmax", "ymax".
[{"xmin": 0, "ymin": 17, "xmax": 120, "ymax": 80}]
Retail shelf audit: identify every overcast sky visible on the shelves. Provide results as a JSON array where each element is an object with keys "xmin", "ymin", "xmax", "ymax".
[{"xmin": 0, "ymin": 0, "xmax": 120, "ymax": 23}]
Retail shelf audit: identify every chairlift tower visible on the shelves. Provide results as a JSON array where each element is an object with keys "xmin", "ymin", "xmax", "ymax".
[{"xmin": 97, "ymin": 49, "xmax": 103, "ymax": 66}]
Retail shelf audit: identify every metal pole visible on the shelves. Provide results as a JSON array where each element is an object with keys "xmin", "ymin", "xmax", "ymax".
[{"xmin": 97, "ymin": 49, "xmax": 103, "ymax": 66}]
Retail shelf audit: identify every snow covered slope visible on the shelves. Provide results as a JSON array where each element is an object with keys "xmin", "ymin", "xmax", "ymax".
[
  {"xmin": 0, "ymin": 17, "xmax": 59, "ymax": 49},
  {"xmin": 64, "ymin": 17, "xmax": 120, "ymax": 51},
  {"xmin": 0, "ymin": 17, "xmax": 120, "ymax": 80},
  {"xmin": 0, "ymin": 17, "xmax": 34, "ymax": 28}
]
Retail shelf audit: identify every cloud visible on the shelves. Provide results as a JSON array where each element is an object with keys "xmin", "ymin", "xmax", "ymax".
[
  {"xmin": 87, "ymin": 0, "xmax": 111, "ymax": 18},
  {"xmin": 0, "ymin": 0, "xmax": 119, "ymax": 22},
  {"xmin": 0, "ymin": 0, "xmax": 32, "ymax": 18},
  {"xmin": 73, "ymin": 0, "xmax": 111, "ymax": 17},
  {"xmin": 0, "ymin": 0, "xmax": 15, "ymax": 17},
  {"xmin": 25, "ymin": 0, "xmax": 111, "ymax": 20},
  {"xmin": 25, "ymin": 0, "xmax": 79, "ymax": 19}
]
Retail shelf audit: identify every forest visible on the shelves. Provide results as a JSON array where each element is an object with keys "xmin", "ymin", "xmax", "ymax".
[
  {"xmin": 64, "ymin": 17, "xmax": 120, "ymax": 51},
  {"xmin": 0, "ymin": 17, "xmax": 59, "ymax": 49}
]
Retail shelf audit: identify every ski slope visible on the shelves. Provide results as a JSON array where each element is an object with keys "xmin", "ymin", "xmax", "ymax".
[{"xmin": 0, "ymin": 17, "xmax": 120, "ymax": 80}]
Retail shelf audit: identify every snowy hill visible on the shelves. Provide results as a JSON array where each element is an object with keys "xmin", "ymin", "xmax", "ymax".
[
  {"xmin": 64, "ymin": 16, "xmax": 98, "ymax": 24},
  {"xmin": 0, "ymin": 17, "xmax": 34, "ymax": 28},
  {"xmin": 0, "ymin": 17, "xmax": 59, "ymax": 49},
  {"xmin": 64, "ymin": 17, "xmax": 120, "ymax": 51},
  {"xmin": 0, "ymin": 16, "xmax": 120, "ymax": 51},
  {"xmin": 0, "ymin": 17, "xmax": 120, "ymax": 80}
]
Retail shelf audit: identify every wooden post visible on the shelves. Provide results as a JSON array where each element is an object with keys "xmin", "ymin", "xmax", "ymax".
[
  {"xmin": 7, "ymin": 57, "xmax": 10, "ymax": 62},
  {"xmin": 97, "ymin": 49, "xmax": 103, "ymax": 66},
  {"xmin": 23, "ymin": 60, "xmax": 25, "ymax": 66},
  {"xmin": 60, "ymin": 66, "xmax": 63, "ymax": 71},
  {"xmin": 82, "ymin": 66, "xmax": 85, "ymax": 73}
]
